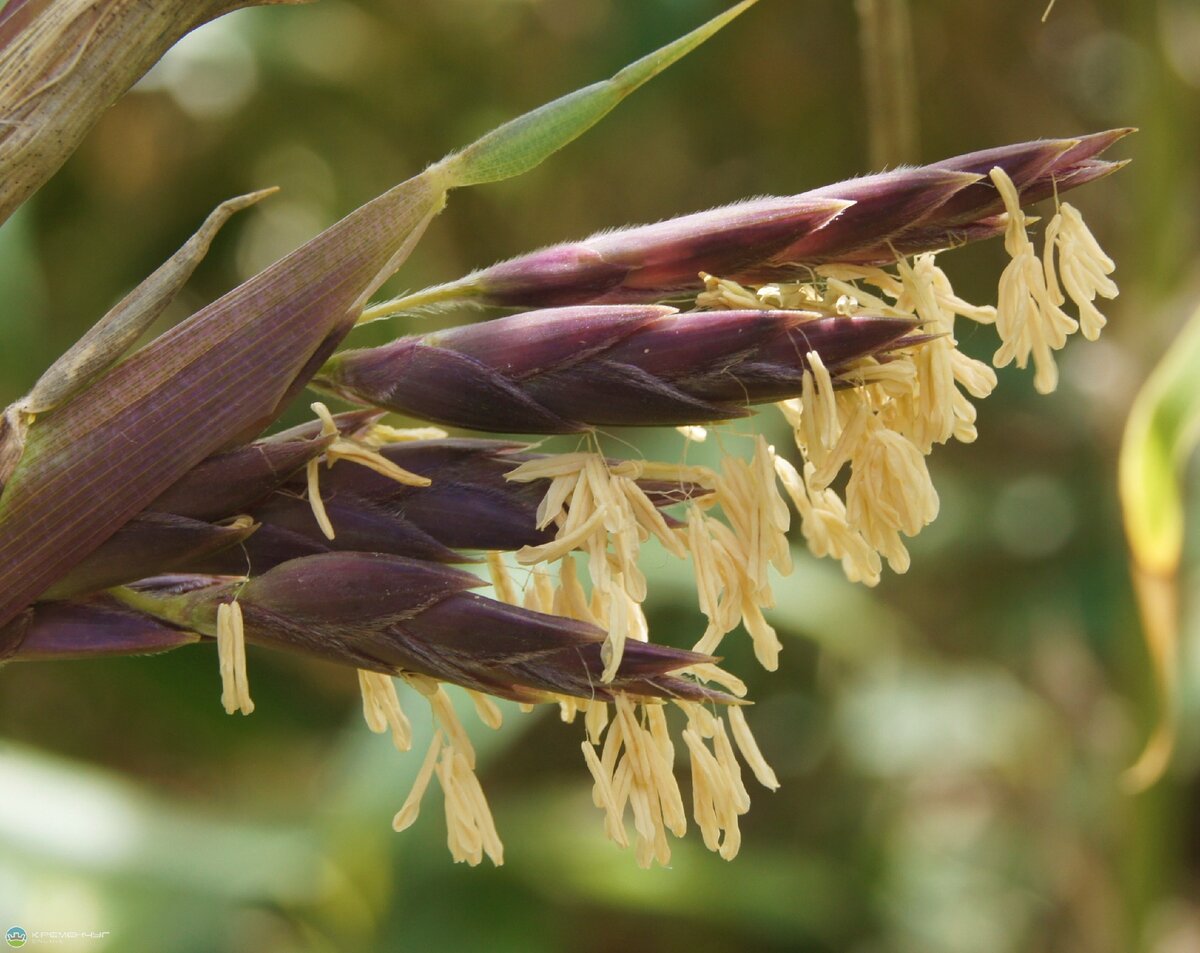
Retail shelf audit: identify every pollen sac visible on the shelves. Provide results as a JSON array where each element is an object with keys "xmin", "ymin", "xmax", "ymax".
[{"xmin": 316, "ymin": 306, "xmax": 918, "ymax": 434}]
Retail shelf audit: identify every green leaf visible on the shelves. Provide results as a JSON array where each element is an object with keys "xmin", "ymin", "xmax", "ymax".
[{"xmin": 437, "ymin": 0, "xmax": 759, "ymax": 188}]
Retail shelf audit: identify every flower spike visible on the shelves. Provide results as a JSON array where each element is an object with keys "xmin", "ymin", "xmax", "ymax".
[
  {"xmin": 0, "ymin": 0, "xmax": 1129, "ymax": 867},
  {"xmin": 317, "ymin": 306, "xmax": 917, "ymax": 434},
  {"xmin": 369, "ymin": 130, "xmax": 1131, "ymax": 314},
  {"xmin": 118, "ymin": 553, "xmax": 733, "ymax": 706}
]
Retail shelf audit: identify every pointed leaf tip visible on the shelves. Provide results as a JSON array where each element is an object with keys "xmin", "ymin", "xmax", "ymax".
[
  {"xmin": 437, "ymin": 0, "xmax": 759, "ymax": 188},
  {"xmin": 21, "ymin": 187, "xmax": 278, "ymax": 418},
  {"xmin": 0, "ymin": 171, "xmax": 446, "ymax": 629}
]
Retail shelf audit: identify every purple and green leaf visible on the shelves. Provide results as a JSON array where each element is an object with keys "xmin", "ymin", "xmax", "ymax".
[{"xmin": 0, "ymin": 0, "xmax": 758, "ymax": 626}]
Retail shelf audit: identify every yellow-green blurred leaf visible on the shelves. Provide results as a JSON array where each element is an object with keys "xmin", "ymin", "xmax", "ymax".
[{"xmin": 1119, "ymin": 301, "xmax": 1200, "ymax": 789}]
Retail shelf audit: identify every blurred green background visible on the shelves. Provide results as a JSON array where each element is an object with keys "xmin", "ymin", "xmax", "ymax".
[{"xmin": 2, "ymin": 0, "xmax": 1199, "ymax": 950}]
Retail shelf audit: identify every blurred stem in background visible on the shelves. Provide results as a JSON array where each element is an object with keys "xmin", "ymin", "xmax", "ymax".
[{"xmin": 855, "ymin": 0, "xmax": 920, "ymax": 168}]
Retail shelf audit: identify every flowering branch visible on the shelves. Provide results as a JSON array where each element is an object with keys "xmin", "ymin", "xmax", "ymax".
[{"xmin": 0, "ymin": 0, "xmax": 1135, "ymax": 869}]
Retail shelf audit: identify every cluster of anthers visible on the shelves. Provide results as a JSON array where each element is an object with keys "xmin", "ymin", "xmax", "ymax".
[
  {"xmin": 206, "ymin": 165, "xmax": 1117, "ymax": 868},
  {"xmin": 699, "ymin": 167, "xmax": 1117, "ymax": 583}
]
